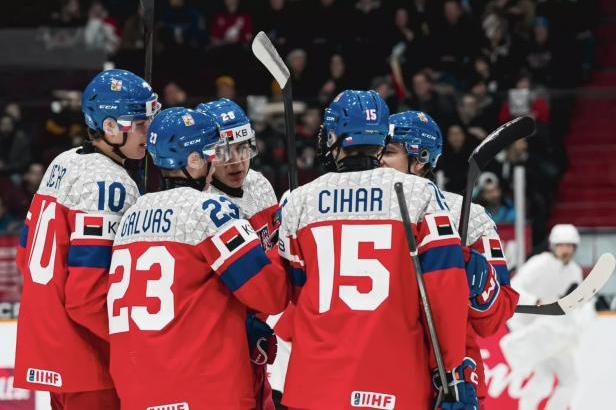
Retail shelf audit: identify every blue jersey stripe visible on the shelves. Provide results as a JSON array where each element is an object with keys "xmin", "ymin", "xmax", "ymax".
[
  {"xmin": 419, "ymin": 244, "xmax": 464, "ymax": 274},
  {"xmin": 67, "ymin": 244, "xmax": 112, "ymax": 268},
  {"xmin": 19, "ymin": 224, "xmax": 29, "ymax": 248},
  {"xmin": 220, "ymin": 245, "xmax": 271, "ymax": 292}
]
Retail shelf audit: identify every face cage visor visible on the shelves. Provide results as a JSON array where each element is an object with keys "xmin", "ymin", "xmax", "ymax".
[
  {"xmin": 214, "ymin": 123, "xmax": 258, "ymax": 165},
  {"xmin": 116, "ymin": 94, "xmax": 162, "ymax": 133}
]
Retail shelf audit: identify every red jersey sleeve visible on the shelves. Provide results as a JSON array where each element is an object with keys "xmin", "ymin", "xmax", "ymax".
[
  {"xmin": 468, "ymin": 234, "xmax": 520, "ymax": 337},
  {"xmin": 199, "ymin": 218, "xmax": 289, "ymax": 314},
  {"xmin": 416, "ymin": 212, "xmax": 469, "ymax": 370},
  {"xmin": 64, "ymin": 210, "xmax": 121, "ymax": 341}
]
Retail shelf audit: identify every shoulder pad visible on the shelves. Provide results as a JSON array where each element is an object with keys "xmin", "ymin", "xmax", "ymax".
[
  {"xmin": 38, "ymin": 149, "xmax": 139, "ymax": 215},
  {"xmin": 442, "ymin": 191, "xmax": 496, "ymax": 244}
]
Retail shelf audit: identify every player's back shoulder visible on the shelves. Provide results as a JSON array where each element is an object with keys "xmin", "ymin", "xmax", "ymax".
[
  {"xmin": 115, "ymin": 187, "xmax": 236, "ymax": 246},
  {"xmin": 242, "ymin": 168, "xmax": 278, "ymax": 209},
  {"xmin": 37, "ymin": 147, "xmax": 139, "ymax": 214},
  {"xmin": 443, "ymin": 190, "xmax": 496, "ymax": 241},
  {"xmin": 284, "ymin": 168, "xmax": 434, "ymax": 232}
]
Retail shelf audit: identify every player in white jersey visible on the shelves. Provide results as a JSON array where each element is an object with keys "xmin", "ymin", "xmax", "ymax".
[
  {"xmin": 108, "ymin": 107, "xmax": 289, "ymax": 409},
  {"xmin": 196, "ymin": 99, "xmax": 280, "ymax": 409},
  {"xmin": 380, "ymin": 110, "xmax": 520, "ymax": 406},
  {"xmin": 14, "ymin": 69, "xmax": 158, "ymax": 409},
  {"xmin": 502, "ymin": 224, "xmax": 584, "ymax": 410},
  {"xmin": 277, "ymin": 90, "xmax": 477, "ymax": 409}
]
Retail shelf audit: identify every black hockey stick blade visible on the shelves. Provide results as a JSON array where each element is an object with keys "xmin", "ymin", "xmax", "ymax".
[
  {"xmin": 515, "ymin": 253, "xmax": 615, "ymax": 315},
  {"xmin": 252, "ymin": 31, "xmax": 298, "ymax": 190},
  {"xmin": 458, "ymin": 116, "xmax": 536, "ymax": 244},
  {"xmin": 471, "ymin": 115, "xmax": 536, "ymax": 170},
  {"xmin": 394, "ymin": 182, "xmax": 450, "ymax": 403}
]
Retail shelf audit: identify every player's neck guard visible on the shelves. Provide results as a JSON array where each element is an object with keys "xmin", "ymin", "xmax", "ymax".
[
  {"xmin": 160, "ymin": 166, "xmax": 210, "ymax": 191},
  {"xmin": 336, "ymin": 154, "xmax": 380, "ymax": 173},
  {"xmin": 79, "ymin": 140, "xmax": 124, "ymax": 166},
  {"xmin": 211, "ymin": 176, "xmax": 244, "ymax": 198}
]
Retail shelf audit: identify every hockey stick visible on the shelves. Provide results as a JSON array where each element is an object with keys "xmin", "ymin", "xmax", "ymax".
[
  {"xmin": 140, "ymin": 0, "xmax": 155, "ymax": 193},
  {"xmin": 395, "ymin": 182, "xmax": 450, "ymax": 407},
  {"xmin": 458, "ymin": 116, "xmax": 536, "ymax": 245},
  {"xmin": 251, "ymin": 31, "xmax": 298, "ymax": 190},
  {"xmin": 515, "ymin": 252, "xmax": 615, "ymax": 315}
]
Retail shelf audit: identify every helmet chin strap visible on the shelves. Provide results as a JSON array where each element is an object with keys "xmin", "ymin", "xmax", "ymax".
[{"xmin": 101, "ymin": 131, "xmax": 129, "ymax": 160}]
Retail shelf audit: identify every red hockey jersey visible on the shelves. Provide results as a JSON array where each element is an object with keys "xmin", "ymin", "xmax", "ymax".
[
  {"xmin": 14, "ymin": 148, "xmax": 140, "ymax": 393},
  {"xmin": 107, "ymin": 187, "xmax": 288, "ymax": 409},
  {"xmin": 442, "ymin": 191, "xmax": 520, "ymax": 400},
  {"xmin": 278, "ymin": 168, "xmax": 469, "ymax": 409}
]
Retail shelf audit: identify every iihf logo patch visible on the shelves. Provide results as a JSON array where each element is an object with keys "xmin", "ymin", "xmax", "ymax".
[
  {"xmin": 110, "ymin": 79, "xmax": 122, "ymax": 91},
  {"xmin": 27, "ymin": 368, "xmax": 62, "ymax": 387},
  {"xmin": 350, "ymin": 391, "xmax": 395, "ymax": 409}
]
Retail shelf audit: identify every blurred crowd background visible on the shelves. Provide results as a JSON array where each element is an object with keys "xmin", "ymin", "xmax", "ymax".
[{"xmin": 0, "ymin": 0, "xmax": 610, "ymax": 281}]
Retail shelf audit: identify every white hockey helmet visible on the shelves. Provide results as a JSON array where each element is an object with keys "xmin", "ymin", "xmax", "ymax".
[{"xmin": 549, "ymin": 224, "xmax": 580, "ymax": 246}]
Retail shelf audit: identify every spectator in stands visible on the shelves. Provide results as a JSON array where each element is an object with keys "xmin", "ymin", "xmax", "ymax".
[
  {"xmin": 485, "ymin": 0, "xmax": 536, "ymax": 40},
  {"xmin": 434, "ymin": 0, "xmax": 480, "ymax": 78},
  {"xmin": 477, "ymin": 175, "xmax": 516, "ymax": 224},
  {"xmin": 0, "ymin": 116, "xmax": 30, "ymax": 178},
  {"xmin": 0, "ymin": 196, "xmax": 20, "ymax": 236},
  {"xmin": 42, "ymin": 91, "xmax": 84, "ymax": 164},
  {"xmin": 215, "ymin": 75, "xmax": 236, "ymax": 100},
  {"xmin": 318, "ymin": 54, "xmax": 349, "ymax": 105},
  {"xmin": 457, "ymin": 93, "xmax": 495, "ymax": 146},
  {"xmin": 372, "ymin": 76, "xmax": 398, "ymax": 113},
  {"xmin": 210, "ymin": 0, "xmax": 253, "ymax": 46},
  {"xmin": 286, "ymin": 48, "xmax": 314, "ymax": 101},
  {"xmin": 51, "ymin": 0, "xmax": 85, "ymax": 27},
  {"xmin": 160, "ymin": 0, "xmax": 205, "ymax": 49},
  {"xmin": 407, "ymin": 71, "xmax": 457, "ymax": 128},
  {"xmin": 255, "ymin": 0, "xmax": 293, "ymax": 48},
  {"xmin": 469, "ymin": 79, "xmax": 500, "ymax": 127},
  {"xmin": 437, "ymin": 124, "xmax": 473, "ymax": 193},
  {"xmin": 481, "ymin": 12, "xmax": 521, "ymax": 88},
  {"xmin": 498, "ymin": 74, "xmax": 550, "ymax": 125},
  {"xmin": 471, "ymin": 56, "xmax": 499, "ymax": 92},
  {"xmin": 84, "ymin": 1, "xmax": 120, "ymax": 54},
  {"xmin": 308, "ymin": 0, "xmax": 348, "ymax": 48},
  {"xmin": 526, "ymin": 17, "xmax": 556, "ymax": 86},
  {"xmin": 120, "ymin": 4, "xmax": 145, "ymax": 50},
  {"xmin": 162, "ymin": 82, "xmax": 187, "ymax": 108}
]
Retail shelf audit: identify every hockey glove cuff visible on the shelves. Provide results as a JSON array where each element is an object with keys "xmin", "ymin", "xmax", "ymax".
[
  {"xmin": 246, "ymin": 313, "xmax": 278, "ymax": 365},
  {"xmin": 433, "ymin": 357, "xmax": 479, "ymax": 410}
]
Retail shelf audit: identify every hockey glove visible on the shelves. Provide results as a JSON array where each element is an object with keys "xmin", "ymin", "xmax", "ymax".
[
  {"xmin": 463, "ymin": 247, "xmax": 500, "ymax": 312},
  {"xmin": 433, "ymin": 357, "xmax": 479, "ymax": 410},
  {"xmin": 246, "ymin": 313, "xmax": 278, "ymax": 366}
]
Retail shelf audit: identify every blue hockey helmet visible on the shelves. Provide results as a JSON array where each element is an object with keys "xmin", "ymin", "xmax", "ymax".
[
  {"xmin": 195, "ymin": 98, "xmax": 257, "ymax": 164},
  {"xmin": 322, "ymin": 90, "xmax": 390, "ymax": 149},
  {"xmin": 81, "ymin": 69, "xmax": 160, "ymax": 133},
  {"xmin": 147, "ymin": 107, "xmax": 219, "ymax": 170},
  {"xmin": 389, "ymin": 111, "xmax": 443, "ymax": 168}
]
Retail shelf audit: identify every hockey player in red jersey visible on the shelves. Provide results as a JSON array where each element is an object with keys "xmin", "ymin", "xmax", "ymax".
[
  {"xmin": 381, "ymin": 110, "xmax": 520, "ymax": 407},
  {"xmin": 277, "ymin": 90, "xmax": 477, "ymax": 409},
  {"xmin": 197, "ymin": 98, "xmax": 279, "ymax": 410},
  {"xmin": 14, "ymin": 69, "xmax": 158, "ymax": 409},
  {"xmin": 108, "ymin": 107, "xmax": 288, "ymax": 409}
]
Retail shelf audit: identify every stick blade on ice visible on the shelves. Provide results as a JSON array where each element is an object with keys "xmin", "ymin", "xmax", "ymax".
[
  {"xmin": 558, "ymin": 252, "xmax": 615, "ymax": 313},
  {"xmin": 252, "ymin": 31, "xmax": 290, "ymax": 89}
]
